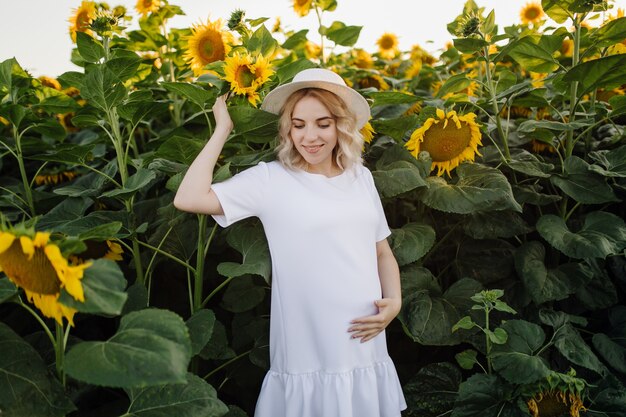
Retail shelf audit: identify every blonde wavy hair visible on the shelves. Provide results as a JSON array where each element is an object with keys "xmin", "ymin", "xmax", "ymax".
[{"xmin": 274, "ymin": 88, "xmax": 364, "ymax": 172}]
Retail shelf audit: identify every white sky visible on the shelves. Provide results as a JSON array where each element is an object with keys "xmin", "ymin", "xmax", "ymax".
[{"xmin": 1, "ymin": 0, "xmax": 625, "ymax": 77}]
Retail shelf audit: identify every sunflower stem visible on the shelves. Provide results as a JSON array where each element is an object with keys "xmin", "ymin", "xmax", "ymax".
[
  {"xmin": 482, "ymin": 45, "xmax": 510, "ymax": 162},
  {"xmin": 565, "ymin": 16, "xmax": 582, "ymax": 158},
  {"xmin": 485, "ymin": 305, "xmax": 493, "ymax": 375},
  {"xmin": 193, "ymin": 215, "xmax": 208, "ymax": 313},
  {"xmin": 13, "ymin": 127, "xmax": 35, "ymax": 217},
  {"xmin": 313, "ymin": 4, "xmax": 326, "ymax": 65},
  {"xmin": 17, "ymin": 298, "xmax": 56, "ymax": 348},
  {"xmin": 201, "ymin": 276, "xmax": 234, "ymax": 308},
  {"xmin": 55, "ymin": 322, "xmax": 67, "ymax": 387},
  {"xmin": 203, "ymin": 348, "xmax": 253, "ymax": 380}
]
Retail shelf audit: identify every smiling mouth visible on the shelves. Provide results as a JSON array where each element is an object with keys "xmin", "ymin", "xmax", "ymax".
[{"xmin": 303, "ymin": 144, "xmax": 323, "ymax": 153}]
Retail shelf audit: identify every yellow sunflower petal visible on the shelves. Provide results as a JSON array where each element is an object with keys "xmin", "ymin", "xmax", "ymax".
[
  {"xmin": 20, "ymin": 236, "xmax": 35, "ymax": 260},
  {"xmin": 0, "ymin": 232, "xmax": 16, "ymax": 254}
]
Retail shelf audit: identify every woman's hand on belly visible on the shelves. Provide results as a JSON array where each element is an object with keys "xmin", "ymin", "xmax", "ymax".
[{"xmin": 347, "ymin": 297, "xmax": 402, "ymax": 343}]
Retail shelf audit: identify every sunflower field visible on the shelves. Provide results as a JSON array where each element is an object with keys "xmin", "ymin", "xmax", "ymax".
[{"xmin": 1, "ymin": 0, "xmax": 626, "ymax": 415}]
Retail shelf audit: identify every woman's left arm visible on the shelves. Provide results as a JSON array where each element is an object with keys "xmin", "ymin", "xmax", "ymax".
[{"xmin": 348, "ymin": 239, "xmax": 402, "ymax": 343}]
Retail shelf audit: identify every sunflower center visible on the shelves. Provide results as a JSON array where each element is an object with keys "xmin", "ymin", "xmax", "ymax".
[
  {"xmin": 421, "ymin": 121, "xmax": 472, "ymax": 162},
  {"xmin": 526, "ymin": 8, "xmax": 540, "ymax": 19},
  {"xmin": 143, "ymin": 0, "xmax": 154, "ymax": 7},
  {"xmin": 197, "ymin": 32, "xmax": 225, "ymax": 63},
  {"xmin": 380, "ymin": 36, "xmax": 395, "ymax": 50},
  {"xmin": 0, "ymin": 241, "xmax": 60, "ymax": 295},
  {"xmin": 235, "ymin": 65, "xmax": 256, "ymax": 88},
  {"xmin": 296, "ymin": 0, "xmax": 309, "ymax": 6}
]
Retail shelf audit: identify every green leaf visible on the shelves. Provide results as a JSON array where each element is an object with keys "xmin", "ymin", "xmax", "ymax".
[
  {"xmin": 436, "ymin": 74, "xmax": 472, "ymax": 98},
  {"xmin": 161, "ymin": 82, "xmax": 216, "ymax": 109},
  {"xmin": 551, "ymin": 156, "xmax": 619, "ymax": 204},
  {"xmin": 34, "ymin": 91, "xmax": 81, "ymax": 114},
  {"xmin": 507, "ymin": 149, "xmax": 554, "ymax": 178},
  {"xmin": 456, "ymin": 349, "xmax": 479, "ymax": 370},
  {"xmin": 536, "ymin": 211, "xmax": 626, "ymax": 259},
  {"xmin": 323, "ymin": 21, "xmax": 362, "ymax": 47},
  {"xmin": 102, "ymin": 168, "xmax": 156, "ymax": 200},
  {"xmin": 118, "ymin": 100, "xmax": 168, "ymax": 126},
  {"xmin": 0, "ymin": 278, "xmax": 17, "ymax": 303},
  {"xmin": 588, "ymin": 145, "xmax": 626, "ymax": 178},
  {"xmin": 491, "ymin": 320, "xmax": 551, "ymax": 384},
  {"xmin": 0, "ymin": 323, "xmax": 75, "ymax": 417},
  {"xmin": 229, "ymin": 106, "xmax": 279, "ymax": 137},
  {"xmin": 508, "ymin": 36, "xmax": 560, "ymax": 73},
  {"xmin": 372, "ymin": 161, "xmax": 427, "ymax": 198},
  {"xmin": 539, "ymin": 309, "xmax": 588, "ymax": 328},
  {"xmin": 541, "ymin": 0, "xmax": 574, "ymax": 23},
  {"xmin": 124, "ymin": 373, "xmax": 228, "ymax": 417},
  {"xmin": 186, "ymin": 309, "xmax": 216, "ymax": 356},
  {"xmin": 513, "ymin": 184, "xmax": 561, "ymax": 206},
  {"xmin": 575, "ymin": 265, "xmax": 618, "ymax": 310},
  {"xmin": 58, "ymin": 259, "xmax": 127, "ymax": 316},
  {"xmin": 367, "ymin": 91, "xmax": 418, "ymax": 108},
  {"xmin": 593, "ymin": 333, "xmax": 626, "ymax": 374},
  {"xmin": 221, "ymin": 275, "xmax": 266, "ymax": 313},
  {"xmin": 493, "ymin": 300, "xmax": 517, "ymax": 315},
  {"xmin": 452, "ymin": 316, "xmax": 475, "ymax": 332},
  {"xmin": 418, "ymin": 164, "xmax": 522, "ymax": 214},
  {"xmin": 456, "ymin": 239, "xmax": 516, "ymax": 285},
  {"xmin": 247, "ymin": 25, "xmax": 278, "ymax": 57},
  {"xmin": 274, "ymin": 59, "xmax": 317, "ymax": 84},
  {"xmin": 156, "ymin": 136, "xmax": 206, "ymax": 166},
  {"xmin": 76, "ymin": 32, "xmax": 104, "ymax": 63},
  {"xmin": 217, "ymin": 221, "xmax": 271, "ymax": 282},
  {"xmin": 488, "ymin": 327, "xmax": 508, "ymax": 345},
  {"xmin": 282, "ymin": 29, "xmax": 309, "ymax": 50},
  {"xmin": 564, "ymin": 54, "xmax": 626, "ymax": 97},
  {"xmin": 452, "ymin": 38, "xmax": 489, "ymax": 54},
  {"xmin": 105, "ymin": 56, "xmax": 142, "ymax": 82},
  {"xmin": 514, "ymin": 242, "xmax": 593, "ymax": 304},
  {"xmin": 389, "ymin": 223, "xmax": 436, "ymax": 266},
  {"xmin": 65, "ymin": 309, "xmax": 192, "ymax": 388},
  {"xmin": 403, "ymin": 362, "xmax": 460, "ymax": 417},
  {"xmin": 591, "ymin": 17, "xmax": 626, "ymax": 47},
  {"xmin": 371, "ymin": 115, "xmax": 418, "ymax": 141},
  {"xmin": 452, "ymin": 374, "xmax": 529, "ymax": 417},
  {"xmin": 554, "ymin": 324, "xmax": 609, "ymax": 376},
  {"xmin": 199, "ymin": 320, "xmax": 236, "ymax": 361},
  {"xmin": 81, "ymin": 66, "xmax": 127, "ymax": 112},
  {"xmin": 400, "ymin": 271, "xmax": 483, "ymax": 345},
  {"xmin": 317, "ymin": 0, "xmax": 337, "ymax": 11}
]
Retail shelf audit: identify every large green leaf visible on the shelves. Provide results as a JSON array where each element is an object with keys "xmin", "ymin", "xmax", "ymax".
[
  {"xmin": 575, "ymin": 264, "xmax": 619, "ymax": 310},
  {"xmin": 551, "ymin": 156, "xmax": 619, "ymax": 203},
  {"xmin": 123, "ymin": 373, "xmax": 228, "ymax": 417},
  {"xmin": 33, "ymin": 89, "xmax": 81, "ymax": 114},
  {"xmin": 76, "ymin": 32, "xmax": 105, "ymax": 63},
  {"xmin": 514, "ymin": 242, "xmax": 592, "ymax": 304},
  {"xmin": 106, "ymin": 56, "xmax": 142, "ymax": 82},
  {"xmin": 81, "ymin": 66, "xmax": 127, "ymax": 112},
  {"xmin": 221, "ymin": 275, "xmax": 266, "ymax": 313},
  {"xmin": 156, "ymin": 136, "xmax": 206, "ymax": 166},
  {"xmin": 491, "ymin": 320, "xmax": 551, "ymax": 384},
  {"xmin": 400, "ymin": 266, "xmax": 482, "ymax": 346},
  {"xmin": 507, "ymin": 149, "xmax": 554, "ymax": 178},
  {"xmin": 591, "ymin": 17, "xmax": 626, "ymax": 47},
  {"xmin": 282, "ymin": 29, "xmax": 309, "ymax": 50},
  {"xmin": 58, "ymin": 259, "xmax": 127, "ymax": 316},
  {"xmin": 199, "ymin": 320, "xmax": 236, "ymax": 361},
  {"xmin": 508, "ymin": 36, "xmax": 560, "ymax": 73},
  {"xmin": 247, "ymin": 24, "xmax": 278, "ymax": 57},
  {"xmin": 186, "ymin": 309, "xmax": 216, "ymax": 356},
  {"xmin": 455, "ymin": 239, "xmax": 516, "ymax": 285},
  {"xmin": 418, "ymin": 164, "xmax": 522, "ymax": 214},
  {"xmin": 513, "ymin": 184, "xmax": 561, "ymax": 206},
  {"xmin": 161, "ymin": 82, "xmax": 216, "ymax": 108},
  {"xmin": 372, "ymin": 115, "xmax": 418, "ymax": 141},
  {"xmin": 228, "ymin": 106, "xmax": 279, "ymax": 137},
  {"xmin": 451, "ymin": 374, "xmax": 529, "ymax": 417},
  {"xmin": 437, "ymin": 74, "xmax": 472, "ymax": 98},
  {"xmin": 0, "ymin": 278, "xmax": 17, "ymax": 303},
  {"xmin": 564, "ymin": 54, "xmax": 626, "ymax": 97},
  {"xmin": 102, "ymin": 168, "xmax": 156, "ymax": 200},
  {"xmin": 29, "ymin": 143, "xmax": 95, "ymax": 165},
  {"xmin": 372, "ymin": 161, "xmax": 428, "ymax": 198},
  {"xmin": 554, "ymin": 324, "xmax": 609, "ymax": 376},
  {"xmin": 65, "ymin": 309, "xmax": 192, "ymax": 388},
  {"xmin": 452, "ymin": 38, "xmax": 489, "ymax": 54},
  {"xmin": 536, "ymin": 211, "xmax": 626, "ymax": 259},
  {"xmin": 217, "ymin": 221, "xmax": 271, "ymax": 283},
  {"xmin": 0, "ymin": 323, "xmax": 75, "ymax": 417},
  {"xmin": 322, "ymin": 21, "xmax": 362, "ymax": 47},
  {"xmin": 367, "ymin": 91, "xmax": 418, "ymax": 108},
  {"xmin": 541, "ymin": 0, "xmax": 575, "ymax": 23},
  {"xmin": 389, "ymin": 223, "xmax": 436, "ymax": 266},
  {"xmin": 402, "ymin": 362, "xmax": 460, "ymax": 417},
  {"xmin": 588, "ymin": 145, "xmax": 626, "ymax": 178},
  {"xmin": 593, "ymin": 333, "xmax": 626, "ymax": 374}
]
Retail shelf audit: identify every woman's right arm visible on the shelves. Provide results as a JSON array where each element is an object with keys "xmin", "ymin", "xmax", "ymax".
[{"xmin": 173, "ymin": 95, "xmax": 233, "ymax": 215}]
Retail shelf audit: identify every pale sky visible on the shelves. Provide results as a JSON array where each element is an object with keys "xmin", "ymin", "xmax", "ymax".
[{"xmin": 1, "ymin": 0, "xmax": 624, "ymax": 77}]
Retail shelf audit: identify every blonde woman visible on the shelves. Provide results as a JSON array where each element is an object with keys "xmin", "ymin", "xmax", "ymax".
[{"xmin": 174, "ymin": 68, "xmax": 407, "ymax": 417}]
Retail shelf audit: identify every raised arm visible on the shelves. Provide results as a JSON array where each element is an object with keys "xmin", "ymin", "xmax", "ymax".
[{"xmin": 173, "ymin": 95, "xmax": 233, "ymax": 215}]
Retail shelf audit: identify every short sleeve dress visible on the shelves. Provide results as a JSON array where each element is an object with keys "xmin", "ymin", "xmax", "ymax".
[{"xmin": 211, "ymin": 160, "xmax": 407, "ymax": 417}]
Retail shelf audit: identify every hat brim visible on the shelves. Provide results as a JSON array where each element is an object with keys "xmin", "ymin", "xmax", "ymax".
[{"xmin": 261, "ymin": 80, "xmax": 371, "ymax": 129}]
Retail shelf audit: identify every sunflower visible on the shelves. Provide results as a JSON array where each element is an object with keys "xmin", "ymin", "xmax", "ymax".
[
  {"xmin": 35, "ymin": 170, "xmax": 79, "ymax": 185},
  {"xmin": 361, "ymin": 121, "xmax": 376, "ymax": 144},
  {"xmin": 38, "ymin": 76, "xmax": 62, "ymax": 90},
  {"xmin": 272, "ymin": 17, "xmax": 282, "ymax": 33},
  {"xmin": 69, "ymin": 1, "xmax": 97, "ymax": 43},
  {"xmin": 404, "ymin": 101, "xmax": 423, "ymax": 116},
  {"xmin": 223, "ymin": 53, "xmax": 274, "ymax": 106},
  {"xmin": 293, "ymin": 0, "xmax": 313, "ymax": 17},
  {"xmin": 304, "ymin": 41, "xmax": 322, "ymax": 60},
  {"xmin": 377, "ymin": 33, "xmax": 399, "ymax": 60},
  {"xmin": 70, "ymin": 240, "xmax": 123, "ymax": 264},
  {"xmin": 526, "ymin": 371, "xmax": 587, "ymax": 417},
  {"xmin": 530, "ymin": 139, "xmax": 557, "ymax": 154},
  {"xmin": 135, "ymin": 0, "xmax": 160, "ymax": 17},
  {"xmin": 0, "ymin": 231, "xmax": 91, "ymax": 325},
  {"xmin": 411, "ymin": 44, "xmax": 436, "ymax": 65},
  {"xmin": 352, "ymin": 49, "xmax": 374, "ymax": 69},
  {"xmin": 405, "ymin": 109, "xmax": 483, "ymax": 177},
  {"xmin": 520, "ymin": 2, "xmax": 544, "ymax": 25},
  {"xmin": 358, "ymin": 74, "xmax": 389, "ymax": 90},
  {"xmin": 405, "ymin": 59, "xmax": 423, "ymax": 79},
  {"xmin": 184, "ymin": 18, "xmax": 233, "ymax": 76},
  {"xmin": 560, "ymin": 38, "xmax": 574, "ymax": 57}
]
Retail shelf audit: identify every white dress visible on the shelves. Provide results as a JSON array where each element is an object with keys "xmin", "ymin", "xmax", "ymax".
[{"xmin": 211, "ymin": 160, "xmax": 407, "ymax": 417}]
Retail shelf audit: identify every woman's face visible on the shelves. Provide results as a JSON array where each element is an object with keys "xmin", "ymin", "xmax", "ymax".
[{"xmin": 289, "ymin": 95, "xmax": 338, "ymax": 173}]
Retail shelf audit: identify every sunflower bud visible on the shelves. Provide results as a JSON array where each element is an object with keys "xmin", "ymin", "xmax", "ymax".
[
  {"xmin": 227, "ymin": 9, "xmax": 245, "ymax": 30},
  {"xmin": 456, "ymin": 14, "xmax": 482, "ymax": 38},
  {"xmin": 90, "ymin": 9, "xmax": 121, "ymax": 37}
]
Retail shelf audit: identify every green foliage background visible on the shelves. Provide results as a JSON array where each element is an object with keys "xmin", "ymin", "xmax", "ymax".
[{"xmin": 0, "ymin": 0, "xmax": 625, "ymax": 416}]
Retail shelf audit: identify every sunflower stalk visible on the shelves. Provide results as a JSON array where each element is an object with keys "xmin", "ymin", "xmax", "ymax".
[
  {"xmin": 55, "ymin": 322, "xmax": 67, "ymax": 387},
  {"xmin": 313, "ymin": 3, "xmax": 326, "ymax": 65},
  {"xmin": 482, "ymin": 43, "xmax": 510, "ymax": 162},
  {"xmin": 12, "ymin": 126, "xmax": 36, "ymax": 217},
  {"xmin": 565, "ymin": 16, "xmax": 583, "ymax": 158},
  {"xmin": 193, "ymin": 214, "xmax": 208, "ymax": 313}
]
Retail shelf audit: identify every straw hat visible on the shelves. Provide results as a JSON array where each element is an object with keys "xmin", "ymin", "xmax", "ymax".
[{"xmin": 261, "ymin": 68, "xmax": 371, "ymax": 129}]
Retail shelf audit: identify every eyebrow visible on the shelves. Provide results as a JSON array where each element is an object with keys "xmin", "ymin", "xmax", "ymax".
[{"xmin": 291, "ymin": 116, "xmax": 334, "ymax": 122}]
